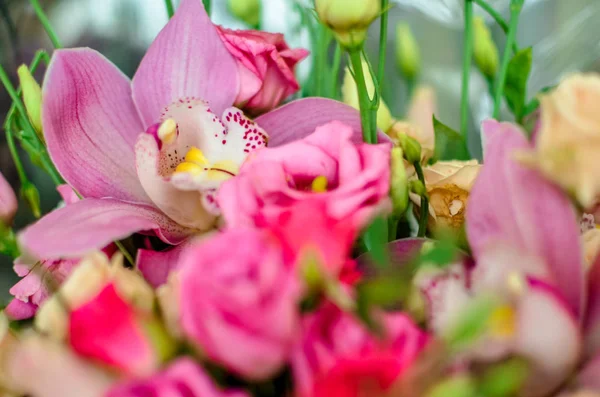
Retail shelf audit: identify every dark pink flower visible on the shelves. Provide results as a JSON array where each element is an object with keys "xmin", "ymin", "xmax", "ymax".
[{"xmin": 217, "ymin": 27, "xmax": 309, "ymax": 116}]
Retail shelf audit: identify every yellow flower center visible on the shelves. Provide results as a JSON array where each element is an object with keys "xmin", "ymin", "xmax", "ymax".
[
  {"xmin": 489, "ymin": 305, "xmax": 516, "ymax": 337},
  {"xmin": 158, "ymin": 118, "xmax": 177, "ymax": 145},
  {"xmin": 175, "ymin": 147, "xmax": 239, "ymax": 181},
  {"xmin": 311, "ymin": 176, "xmax": 328, "ymax": 193}
]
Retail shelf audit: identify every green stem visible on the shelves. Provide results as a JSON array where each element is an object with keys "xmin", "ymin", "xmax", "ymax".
[
  {"xmin": 414, "ymin": 162, "xmax": 429, "ymax": 237},
  {"xmin": 330, "ymin": 43, "xmax": 342, "ymax": 98},
  {"xmin": 388, "ymin": 217, "xmax": 399, "ymax": 241},
  {"xmin": 473, "ymin": 0, "xmax": 519, "ymax": 54},
  {"xmin": 115, "ymin": 240, "xmax": 135, "ymax": 267},
  {"xmin": 29, "ymin": 0, "xmax": 61, "ymax": 48},
  {"xmin": 377, "ymin": 0, "xmax": 390, "ymax": 90},
  {"xmin": 460, "ymin": 0, "xmax": 474, "ymax": 140},
  {"xmin": 202, "ymin": 0, "xmax": 211, "ymax": 16},
  {"xmin": 5, "ymin": 127, "xmax": 27, "ymax": 185},
  {"xmin": 164, "ymin": 0, "xmax": 175, "ymax": 18},
  {"xmin": 348, "ymin": 50, "xmax": 373, "ymax": 144},
  {"xmin": 493, "ymin": 4, "xmax": 521, "ymax": 119}
]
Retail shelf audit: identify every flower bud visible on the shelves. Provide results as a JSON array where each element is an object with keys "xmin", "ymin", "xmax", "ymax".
[
  {"xmin": 17, "ymin": 65, "xmax": 44, "ymax": 142},
  {"xmin": 315, "ymin": 0, "xmax": 381, "ymax": 50},
  {"xmin": 410, "ymin": 179, "xmax": 427, "ymax": 197},
  {"xmin": 395, "ymin": 23, "xmax": 421, "ymax": 81},
  {"xmin": 342, "ymin": 59, "xmax": 394, "ymax": 132},
  {"xmin": 397, "ymin": 133, "xmax": 422, "ymax": 164},
  {"xmin": 227, "ymin": 0, "xmax": 260, "ymax": 27},
  {"xmin": 473, "ymin": 17, "xmax": 499, "ymax": 81},
  {"xmin": 20, "ymin": 182, "xmax": 40, "ymax": 219},
  {"xmin": 390, "ymin": 147, "xmax": 409, "ymax": 216}
]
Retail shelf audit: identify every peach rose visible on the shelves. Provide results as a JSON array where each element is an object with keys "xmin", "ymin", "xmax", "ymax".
[
  {"xmin": 410, "ymin": 160, "xmax": 482, "ymax": 231},
  {"xmin": 519, "ymin": 74, "xmax": 600, "ymax": 209}
]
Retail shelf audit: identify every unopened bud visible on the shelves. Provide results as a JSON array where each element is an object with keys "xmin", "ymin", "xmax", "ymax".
[
  {"xmin": 410, "ymin": 180, "xmax": 427, "ymax": 197},
  {"xmin": 228, "ymin": 0, "xmax": 260, "ymax": 27},
  {"xmin": 395, "ymin": 23, "xmax": 421, "ymax": 80},
  {"xmin": 397, "ymin": 134, "xmax": 422, "ymax": 164},
  {"xmin": 20, "ymin": 182, "xmax": 40, "ymax": 219},
  {"xmin": 341, "ymin": 59, "xmax": 394, "ymax": 132},
  {"xmin": 473, "ymin": 17, "xmax": 499, "ymax": 80},
  {"xmin": 0, "ymin": 172, "xmax": 17, "ymax": 226},
  {"xmin": 315, "ymin": 0, "xmax": 381, "ymax": 50},
  {"xmin": 390, "ymin": 147, "xmax": 409, "ymax": 216},
  {"xmin": 17, "ymin": 65, "xmax": 44, "ymax": 143}
]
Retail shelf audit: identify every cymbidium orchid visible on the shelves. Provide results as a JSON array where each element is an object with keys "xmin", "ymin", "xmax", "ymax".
[
  {"xmin": 0, "ymin": 172, "xmax": 17, "ymax": 226},
  {"xmin": 18, "ymin": 0, "xmax": 377, "ymax": 262}
]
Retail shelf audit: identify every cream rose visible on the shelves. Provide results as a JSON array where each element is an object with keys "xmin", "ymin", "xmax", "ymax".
[
  {"xmin": 410, "ymin": 160, "xmax": 482, "ymax": 231},
  {"xmin": 519, "ymin": 73, "xmax": 600, "ymax": 209}
]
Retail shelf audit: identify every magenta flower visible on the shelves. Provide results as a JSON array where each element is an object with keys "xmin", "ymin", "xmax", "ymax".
[
  {"xmin": 107, "ymin": 358, "xmax": 248, "ymax": 397},
  {"xmin": 69, "ymin": 283, "xmax": 159, "ymax": 376},
  {"xmin": 291, "ymin": 304, "xmax": 428, "ymax": 397},
  {"xmin": 0, "ymin": 171, "xmax": 17, "ymax": 226},
  {"xmin": 176, "ymin": 228, "xmax": 300, "ymax": 380},
  {"xmin": 18, "ymin": 0, "xmax": 384, "ymax": 262},
  {"xmin": 216, "ymin": 27, "xmax": 309, "ymax": 116},
  {"xmin": 219, "ymin": 120, "xmax": 392, "ymax": 231}
]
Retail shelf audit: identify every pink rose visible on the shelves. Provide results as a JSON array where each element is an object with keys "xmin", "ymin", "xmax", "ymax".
[
  {"xmin": 219, "ymin": 121, "xmax": 392, "ymax": 231},
  {"xmin": 107, "ymin": 358, "xmax": 248, "ymax": 397},
  {"xmin": 217, "ymin": 27, "xmax": 309, "ymax": 115},
  {"xmin": 0, "ymin": 171, "xmax": 17, "ymax": 226},
  {"xmin": 177, "ymin": 228, "xmax": 301, "ymax": 380},
  {"xmin": 292, "ymin": 305, "xmax": 429, "ymax": 397}
]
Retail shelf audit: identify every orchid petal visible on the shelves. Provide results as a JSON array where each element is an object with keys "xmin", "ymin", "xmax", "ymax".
[
  {"xmin": 137, "ymin": 242, "xmax": 191, "ymax": 288},
  {"xmin": 467, "ymin": 120, "xmax": 584, "ymax": 317},
  {"xmin": 0, "ymin": 171, "xmax": 17, "ymax": 225},
  {"xmin": 516, "ymin": 280, "xmax": 582, "ymax": 397},
  {"xmin": 255, "ymin": 98, "xmax": 391, "ymax": 147},
  {"xmin": 132, "ymin": 0, "xmax": 238, "ymax": 126},
  {"xmin": 42, "ymin": 48, "xmax": 149, "ymax": 203},
  {"xmin": 19, "ymin": 198, "xmax": 192, "ymax": 260}
]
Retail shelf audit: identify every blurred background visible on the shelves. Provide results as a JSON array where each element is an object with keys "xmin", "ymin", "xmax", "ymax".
[{"xmin": 0, "ymin": 0, "xmax": 599, "ymax": 299}]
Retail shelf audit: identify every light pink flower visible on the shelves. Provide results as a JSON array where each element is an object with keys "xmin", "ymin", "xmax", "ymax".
[
  {"xmin": 69, "ymin": 283, "xmax": 159, "ymax": 376},
  {"xmin": 291, "ymin": 305, "xmax": 428, "ymax": 397},
  {"xmin": 107, "ymin": 358, "xmax": 248, "ymax": 397},
  {"xmin": 18, "ymin": 0, "xmax": 382, "ymax": 262},
  {"xmin": 0, "ymin": 171, "xmax": 17, "ymax": 226},
  {"xmin": 219, "ymin": 120, "xmax": 392, "ymax": 231},
  {"xmin": 217, "ymin": 27, "xmax": 309, "ymax": 116},
  {"xmin": 176, "ymin": 228, "xmax": 300, "ymax": 380}
]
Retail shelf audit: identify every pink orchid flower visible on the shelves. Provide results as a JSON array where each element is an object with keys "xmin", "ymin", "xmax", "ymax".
[
  {"xmin": 18, "ymin": 0, "xmax": 382, "ymax": 262},
  {"xmin": 218, "ymin": 120, "xmax": 392, "ymax": 231},
  {"xmin": 0, "ymin": 171, "xmax": 17, "ymax": 226},
  {"xmin": 401, "ymin": 121, "xmax": 584, "ymax": 397},
  {"xmin": 291, "ymin": 304, "xmax": 428, "ymax": 397},
  {"xmin": 107, "ymin": 358, "xmax": 248, "ymax": 397}
]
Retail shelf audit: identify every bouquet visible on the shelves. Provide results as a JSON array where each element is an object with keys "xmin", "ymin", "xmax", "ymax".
[{"xmin": 0, "ymin": 0, "xmax": 598, "ymax": 396}]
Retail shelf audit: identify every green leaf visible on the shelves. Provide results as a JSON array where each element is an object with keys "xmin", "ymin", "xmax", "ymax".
[
  {"xmin": 417, "ymin": 239, "xmax": 459, "ymax": 268},
  {"xmin": 432, "ymin": 116, "xmax": 470, "ymax": 161},
  {"xmin": 427, "ymin": 376, "xmax": 477, "ymax": 397},
  {"xmin": 477, "ymin": 358, "xmax": 529, "ymax": 397},
  {"xmin": 357, "ymin": 276, "xmax": 410, "ymax": 308},
  {"xmin": 444, "ymin": 295, "xmax": 497, "ymax": 351},
  {"xmin": 504, "ymin": 47, "xmax": 532, "ymax": 120},
  {"xmin": 362, "ymin": 216, "xmax": 389, "ymax": 269}
]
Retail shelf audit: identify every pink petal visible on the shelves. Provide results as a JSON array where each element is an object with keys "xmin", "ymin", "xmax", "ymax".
[
  {"xmin": 137, "ymin": 242, "xmax": 190, "ymax": 288},
  {"xmin": 255, "ymin": 98, "xmax": 391, "ymax": 147},
  {"xmin": 0, "ymin": 171, "xmax": 17, "ymax": 225},
  {"xmin": 578, "ymin": 353, "xmax": 600, "ymax": 391},
  {"xmin": 69, "ymin": 283, "xmax": 156, "ymax": 376},
  {"xmin": 132, "ymin": 0, "xmax": 239, "ymax": 126},
  {"xmin": 5, "ymin": 299, "xmax": 37, "ymax": 320},
  {"xmin": 19, "ymin": 198, "xmax": 192, "ymax": 260},
  {"xmin": 466, "ymin": 120, "xmax": 584, "ymax": 317},
  {"xmin": 516, "ymin": 280, "xmax": 582, "ymax": 397},
  {"xmin": 57, "ymin": 184, "xmax": 79, "ymax": 205},
  {"xmin": 585, "ymin": 254, "xmax": 600, "ymax": 357},
  {"xmin": 42, "ymin": 48, "xmax": 149, "ymax": 203}
]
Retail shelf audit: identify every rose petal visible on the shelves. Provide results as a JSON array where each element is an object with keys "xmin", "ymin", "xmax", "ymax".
[
  {"xmin": 42, "ymin": 48, "xmax": 149, "ymax": 203},
  {"xmin": 19, "ymin": 198, "xmax": 192, "ymax": 260},
  {"xmin": 137, "ymin": 242, "xmax": 190, "ymax": 288},
  {"xmin": 132, "ymin": 0, "xmax": 239, "ymax": 126},
  {"xmin": 467, "ymin": 120, "xmax": 584, "ymax": 317},
  {"xmin": 255, "ymin": 98, "xmax": 391, "ymax": 147}
]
